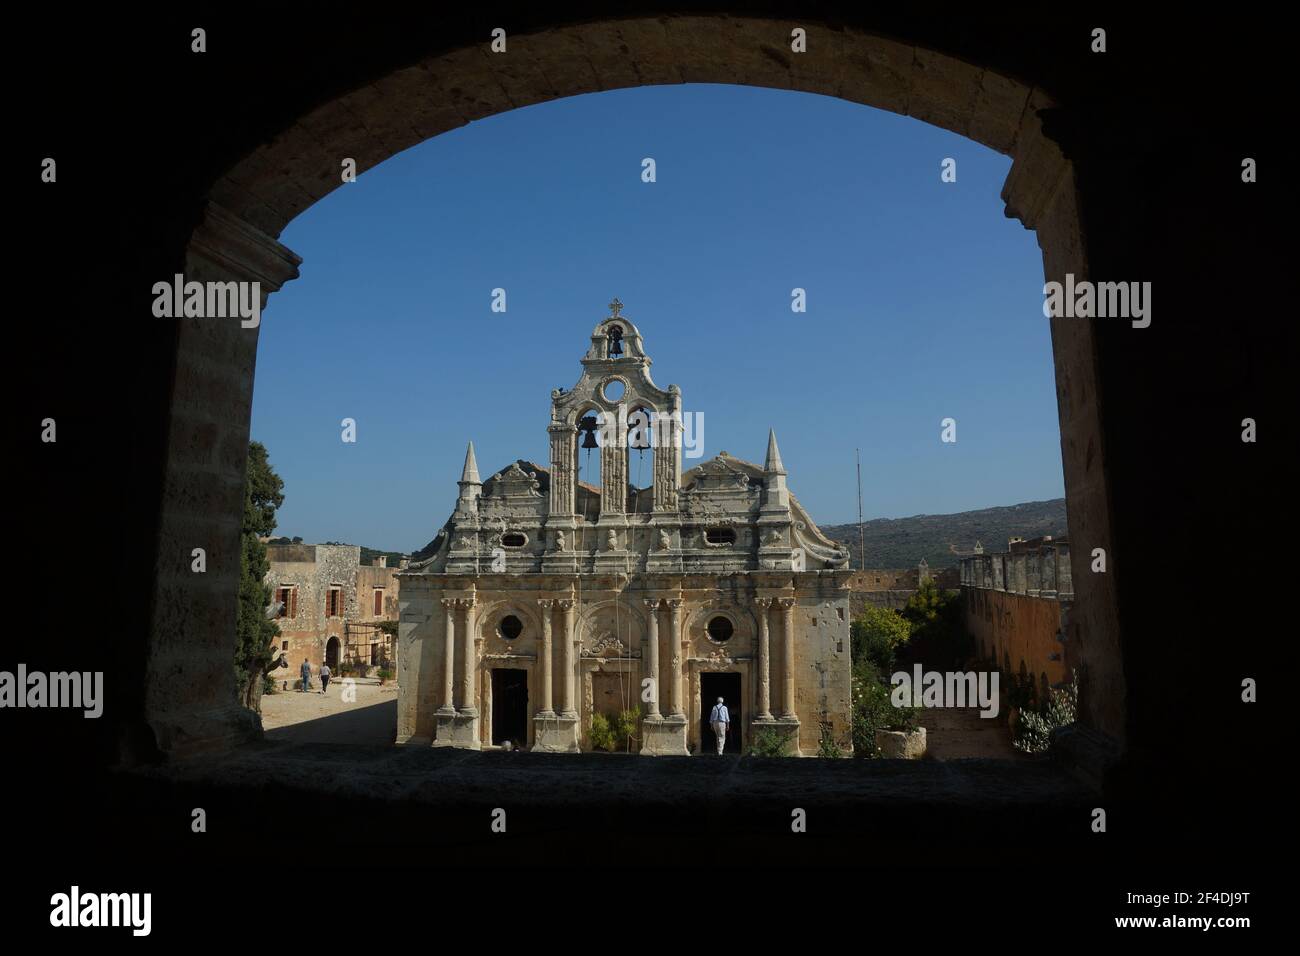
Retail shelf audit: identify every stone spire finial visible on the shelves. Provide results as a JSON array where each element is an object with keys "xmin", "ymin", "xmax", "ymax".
[
  {"xmin": 460, "ymin": 441, "xmax": 481, "ymax": 484},
  {"xmin": 763, "ymin": 428, "xmax": 786, "ymax": 475}
]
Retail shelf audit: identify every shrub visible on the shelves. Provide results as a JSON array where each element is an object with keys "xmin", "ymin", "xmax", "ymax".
[
  {"xmin": 262, "ymin": 673, "xmax": 278, "ymax": 696},
  {"xmin": 816, "ymin": 720, "xmax": 842, "ymax": 758},
  {"xmin": 611, "ymin": 708, "xmax": 640, "ymax": 752},
  {"xmin": 1014, "ymin": 671, "xmax": 1078, "ymax": 753},
  {"xmin": 589, "ymin": 712, "xmax": 616, "ymax": 752},
  {"xmin": 852, "ymin": 672, "xmax": 919, "ymax": 757},
  {"xmin": 748, "ymin": 726, "xmax": 795, "ymax": 757},
  {"xmin": 377, "ymin": 667, "xmax": 393, "ymax": 684}
]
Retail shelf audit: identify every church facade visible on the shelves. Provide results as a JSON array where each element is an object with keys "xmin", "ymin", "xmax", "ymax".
[{"xmin": 396, "ymin": 302, "xmax": 853, "ymax": 756}]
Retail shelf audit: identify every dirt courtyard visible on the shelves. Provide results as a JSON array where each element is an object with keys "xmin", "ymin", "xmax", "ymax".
[
  {"xmin": 259, "ymin": 679, "xmax": 397, "ymax": 746},
  {"xmin": 260, "ymin": 680, "xmax": 1017, "ymax": 758}
]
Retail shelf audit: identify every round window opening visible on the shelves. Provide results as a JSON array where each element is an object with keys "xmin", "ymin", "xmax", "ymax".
[
  {"xmin": 602, "ymin": 378, "xmax": 626, "ymax": 402},
  {"xmin": 499, "ymin": 615, "xmax": 523, "ymax": 640},
  {"xmin": 707, "ymin": 616, "xmax": 734, "ymax": 643}
]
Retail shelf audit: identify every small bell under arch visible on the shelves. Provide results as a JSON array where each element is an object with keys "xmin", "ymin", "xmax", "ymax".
[{"xmin": 606, "ymin": 324, "xmax": 624, "ymax": 358}]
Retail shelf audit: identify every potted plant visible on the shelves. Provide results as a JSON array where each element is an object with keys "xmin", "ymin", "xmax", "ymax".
[{"xmin": 874, "ymin": 703, "xmax": 926, "ymax": 758}]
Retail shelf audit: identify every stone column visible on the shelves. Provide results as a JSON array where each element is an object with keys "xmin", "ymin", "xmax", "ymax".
[
  {"xmin": 559, "ymin": 600, "xmax": 577, "ymax": 718},
  {"xmin": 1042, "ymin": 546, "xmax": 1058, "ymax": 599},
  {"xmin": 779, "ymin": 598, "xmax": 797, "ymax": 719},
  {"xmin": 459, "ymin": 598, "xmax": 478, "ymax": 717},
  {"xmin": 643, "ymin": 599, "xmax": 662, "ymax": 718},
  {"xmin": 1027, "ymin": 552, "xmax": 1042, "ymax": 597},
  {"xmin": 756, "ymin": 598, "xmax": 773, "ymax": 720},
  {"xmin": 537, "ymin": 600, "xmax": 555, "ymax": 717},
  {"xmin": 547, "ymin": 423, "xmax": 577, "ymax": 515},
  {"xmin": 600, "ymin": 406, "xmax": 627, "ymax": 515},
  {"xmin": 438, "ymin": 598, "xmax": 457, "ymax": 714},
  {"xmin": 667, "ymin": 599, "xmax": 684, "ymax": 717},
  {"xmin": 653, "ymin": 407, "xmax": 682, "ymax": 512},
  {"xmin": 1058, "ymin": 543, "xmax": 1074, "ymax": 599}
]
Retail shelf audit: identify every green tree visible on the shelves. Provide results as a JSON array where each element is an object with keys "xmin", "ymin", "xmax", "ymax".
[
  {"xmin": 901, "ymin": 578, "xmax": 944, "ymax": 629},
  {"xmin": 901, "ymin": 579, "xmax": 971, "ymax": 668},
  {"xmin": 234, "ymin": 442, "xmax": 285, "ymax": 713},
  {"xmin": 850, "ymin": 605, "xmax": 913, "ymax": 676}
]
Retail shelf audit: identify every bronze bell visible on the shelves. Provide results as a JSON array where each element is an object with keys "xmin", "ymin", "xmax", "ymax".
[
  {"xmin": 607, "ymin": 325, "xmax": 624, "ymax": 358},
  {"xmin": 579, "ymin": 416, "xmax": 600, "ymax": 449}
]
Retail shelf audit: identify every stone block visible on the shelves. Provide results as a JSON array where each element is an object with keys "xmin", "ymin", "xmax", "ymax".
[
  {"xmin": 876, "ymin": 726, "xmax": 927, "ymax": 759},
  {"xmin": 532, "ymin": 714, "xmax": 581, "ymax": 753},
  {"xmin": 639, "ymin": 716, "xmax": 689, "ymax": 756},
  {"xmin": 433, "ymin": 711, "xmax": 480, "ymax": 749}
]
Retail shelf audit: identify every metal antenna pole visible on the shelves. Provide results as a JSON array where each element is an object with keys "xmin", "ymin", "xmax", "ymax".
[{"xmin": 856, "ymin": 448, "xmax": 865, "ymax": 572}]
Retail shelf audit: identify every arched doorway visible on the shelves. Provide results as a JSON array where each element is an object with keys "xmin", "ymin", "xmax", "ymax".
[
  {"xmin": 148, "ymin": 15, "xmax": 1121, "ymax": 766},
  {"xmin": 325, "ymin": 637, "xmax": 340, "ymax": 670}
]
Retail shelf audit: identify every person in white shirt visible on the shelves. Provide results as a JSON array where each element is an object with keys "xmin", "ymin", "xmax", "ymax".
[{"xmin": 709, "ymin": 697, "xmax": 730, "ymax": 755}]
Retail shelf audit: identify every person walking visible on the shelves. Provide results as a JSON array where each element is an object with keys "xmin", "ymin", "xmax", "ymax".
[
  {"xmin": 299, "ymin": 658, "xmax": 311, "ymax": 693},
  {"xmin": 709, "ymin": 696, "xmax": 730, "ymax": 755},
  {"xmin": 320, "ymin": 661, "xmax": 332, "ymax": 695}
]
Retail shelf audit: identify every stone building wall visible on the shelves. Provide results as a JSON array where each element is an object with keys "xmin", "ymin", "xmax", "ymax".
[
  {"xmin": 959, "ymin": 537, "xmax": 1072, "ymax": 703},
  {"xmin": 397, "ymin": 572, "xmax": 852, "ymax": 756},
  {"xmin": 845, "ymin": 566, "xmax": 960, "ymax": 615},
  {"xmin": 963, "ymin": 588, "xmax": 1066, "ymax": 699},
  {"xmin": 267, "ymin": 544, "xmax": 400, "ymax": 683}
]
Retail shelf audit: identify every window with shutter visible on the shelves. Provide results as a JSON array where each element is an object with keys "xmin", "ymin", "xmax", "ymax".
[{"xmin": 374, "ymin": 588, "xmax": 383, "ymax": 616}]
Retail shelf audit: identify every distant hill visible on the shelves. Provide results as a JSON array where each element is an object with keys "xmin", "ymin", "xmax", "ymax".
[{"xmin": 819, "ymin": 498, "xmax": 1067, "ymax": 569}]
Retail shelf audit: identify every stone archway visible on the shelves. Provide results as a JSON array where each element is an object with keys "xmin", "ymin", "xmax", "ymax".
[{"xmin": 149, "ymin": 16, "xmax": 1121, "ymax": 771}]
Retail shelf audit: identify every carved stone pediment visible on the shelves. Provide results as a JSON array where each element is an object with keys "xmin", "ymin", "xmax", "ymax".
[
  {"xmin": 690, "ymin": 457, "xmax": 751, "ymax": 492},
  {"xmin": 488, "ymin": 462, "xmax": 542, "ymax": 499}
]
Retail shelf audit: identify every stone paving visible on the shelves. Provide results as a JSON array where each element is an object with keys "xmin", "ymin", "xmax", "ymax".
[{"xmin": 916, "ymin": 706, "xmax": 1026, "ymax": 760}]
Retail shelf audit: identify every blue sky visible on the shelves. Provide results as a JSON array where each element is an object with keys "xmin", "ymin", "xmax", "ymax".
[{"xmin": 250, "ymin": 83, "xmax": 1063, "ymax": 553}]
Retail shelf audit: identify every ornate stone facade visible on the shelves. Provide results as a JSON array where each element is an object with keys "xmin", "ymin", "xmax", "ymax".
[{"xmin": 397, "ymin": 303, "xmax": 853, "ymax": 755}]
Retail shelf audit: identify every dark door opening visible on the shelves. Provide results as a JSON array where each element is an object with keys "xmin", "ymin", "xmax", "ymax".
[
  {"xmin": 325, "ymin": 636, "xmax": 340, "ymax": 669},
  {"xmin": 700, "ymin": 672, "xmax": 741, "ymax": 754},
  {"xmin": 491, "ymin": 668, "xmax": 529, "ymax": 748}
]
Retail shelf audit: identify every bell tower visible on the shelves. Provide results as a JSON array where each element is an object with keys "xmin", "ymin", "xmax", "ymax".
[{"xmin": 544, "ymin": 301, "xmax": 681, "ymax": 559}]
